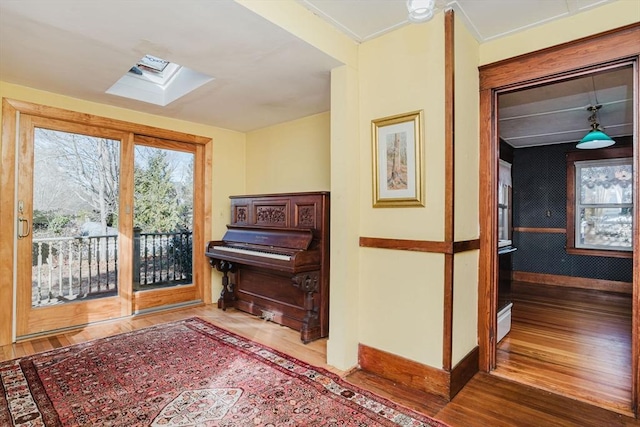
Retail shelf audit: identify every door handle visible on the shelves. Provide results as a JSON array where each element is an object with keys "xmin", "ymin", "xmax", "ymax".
[
  {"xmin": 17, "ymin": 200, "xmax": 30, "ymax": 239},
  {"xmin": 18, "ymin": 216, "xmax": 30, "ymax": 239}
]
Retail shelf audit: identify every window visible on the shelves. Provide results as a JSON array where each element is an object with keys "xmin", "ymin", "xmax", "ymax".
[
  {"xmin": 566, "ymin": 146, "xmax": 633, "ymax": 257},
  {"xmin": 498, "ymin": 160, "xmax": 512, "ymax": 246},
  {"xmin": 106, "ymin": 54, "xmax": 214, "ymax": 106}
]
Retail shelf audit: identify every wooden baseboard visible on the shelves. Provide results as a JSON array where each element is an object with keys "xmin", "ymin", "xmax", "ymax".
[
  {"xmin": 450, "ymin": 346, "xmax": 479, "ymax": 397},
  {"xmin": 512, "ymin": 271, "xmax": 632, "ymax": 295},
  {"xmin": 358, "ymin": 344, "xmax": 478, "ymax": 400}
]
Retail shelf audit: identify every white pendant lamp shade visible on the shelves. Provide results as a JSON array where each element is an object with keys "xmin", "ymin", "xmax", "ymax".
[{"xmin": 407, "ymin": 0, "xmax": 436, "ymax": 23}]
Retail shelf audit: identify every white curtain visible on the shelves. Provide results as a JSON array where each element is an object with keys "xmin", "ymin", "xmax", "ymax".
[{"xmin": 498, "ymin": 160, "xmax": 512, "ymax": 203}]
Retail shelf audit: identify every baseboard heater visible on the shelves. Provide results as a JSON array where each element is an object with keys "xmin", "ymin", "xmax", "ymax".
[{"xmin": 497, "ymin": 302, "xmax": 513, "ymax": 343}]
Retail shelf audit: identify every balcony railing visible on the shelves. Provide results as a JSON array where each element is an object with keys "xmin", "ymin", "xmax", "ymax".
[{"xmin": 31, "ymin": 229, "xmax": 192, "ymax": 307}]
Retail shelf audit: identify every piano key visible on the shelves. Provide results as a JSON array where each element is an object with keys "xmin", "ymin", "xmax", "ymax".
[{"xmin": 212, "ymin": 245, "xmax": 291, "ymax": 261}]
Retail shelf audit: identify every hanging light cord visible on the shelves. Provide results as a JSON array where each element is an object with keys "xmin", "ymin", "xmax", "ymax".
[{"xmin": 589, "ymin": 76, "xmax": 603, "ymax": 129}]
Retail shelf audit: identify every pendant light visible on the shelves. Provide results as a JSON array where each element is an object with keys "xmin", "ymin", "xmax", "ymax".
[{"xmin": 577, "ymin": 104, "xmax": 614, "ymax": 149}]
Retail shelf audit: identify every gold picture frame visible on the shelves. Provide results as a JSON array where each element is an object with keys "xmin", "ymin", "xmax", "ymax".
[{"xmin": 371, "ymin": 110, "xmax": 424, "ymax": 207}]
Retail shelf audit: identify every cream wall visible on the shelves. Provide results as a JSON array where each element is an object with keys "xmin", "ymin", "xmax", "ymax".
[
  {"xmin": 237, "ymin": 0, "xmax": 361, "ymax": 371},
  {"xmin": 479, "ymin": 0, "xmax": 640, "ymax": 65},
  {"xmin": 327, "ymin": 64, "xmax": 361, "ymax": 369},
  {"xmin": 237, "ymin": 0, "xmax": 358, "ymax": 67},
  {"xmin": 453, "ymin": 14, "xmax": 480, "ymax": 243},
  {"xmin": 357, "ymin": 16, "xmax": 447, "ymax": 368},
  {"xmin": 452, "ymin": 13, "xmax": 480, "ymax": 366},
  {"xmin": 245, "ymin": 112, "xmax": 330, "ymax": 194},
  {"xmin": 360, "ymin": 18, "xmax": 446, "ymax": 242}
]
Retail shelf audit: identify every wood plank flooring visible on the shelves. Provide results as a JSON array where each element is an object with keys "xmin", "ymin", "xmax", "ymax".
[
  {"xmin": 494, "ymin": 282, "xmax": 633, "ymax": 416},
  {"xmin": 2, "ymin": 300, "xmax": 639, "ymax": 426}
]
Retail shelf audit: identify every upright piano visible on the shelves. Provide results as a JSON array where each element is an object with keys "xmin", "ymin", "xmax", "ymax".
[{"xmin": 206, "ymin": 192, "xmax": 329, "ymax": 343}]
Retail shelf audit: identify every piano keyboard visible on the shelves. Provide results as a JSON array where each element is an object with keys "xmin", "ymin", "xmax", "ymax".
[{"xmin": 212, "ymin": 245, "xmax": 291, "ymax": 261}]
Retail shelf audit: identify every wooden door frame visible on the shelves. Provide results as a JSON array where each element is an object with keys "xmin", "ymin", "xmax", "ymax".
[
  {"xmin": 478, "ymin": 23, "xmax": 640, "ymax": 413},
  {"xmin": 0, "ymin": 99, "xmax": 213, "ymax": 345}
]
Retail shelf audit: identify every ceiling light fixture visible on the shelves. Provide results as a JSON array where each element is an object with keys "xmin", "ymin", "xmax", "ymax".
[
  {"xmin": 407, "ymin": 0, "xmax": 436, "ymax": 23},
  {"xmin": 577, "ymin": 104, "xmax": 615, "ymax": 149}
]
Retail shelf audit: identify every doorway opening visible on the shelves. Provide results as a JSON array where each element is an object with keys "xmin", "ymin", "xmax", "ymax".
[
  {"xmin": 493, "ymin": 66, "xmax": 634, "ymax": 415},
  {"xmin": 477, "ymin": 24, "xmax": 639, "ymax": 417}
]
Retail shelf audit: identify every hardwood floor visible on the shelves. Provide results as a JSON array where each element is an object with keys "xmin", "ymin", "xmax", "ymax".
[
  {"xmin": 2, "ymin": 301, "xmax": 639, "ymax": 426},
  {"xmin": 494, "ymin": 282, "xmax": 633, "ymax": 416}
]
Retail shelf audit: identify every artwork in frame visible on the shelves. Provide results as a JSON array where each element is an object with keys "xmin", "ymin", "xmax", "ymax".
[{"xmin": 371, "ymin": 110, "xmax": 424, "ymax": 207}]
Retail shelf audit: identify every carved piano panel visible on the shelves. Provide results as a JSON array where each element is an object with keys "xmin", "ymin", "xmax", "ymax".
[{"xmin": 206, "ymin": 192, "xmax": 329, "ymax": 343}]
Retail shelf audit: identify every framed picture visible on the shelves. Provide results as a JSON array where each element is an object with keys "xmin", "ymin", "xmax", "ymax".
[{"xmin": 371, "ymin": 110, "xmax": 424, "ymax": 207}]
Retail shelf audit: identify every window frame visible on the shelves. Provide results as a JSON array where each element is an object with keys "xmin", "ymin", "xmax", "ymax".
[
  {"xmin": 566, "ymin": 145, "xmax": 633, "ymax": 258},
  {"xmin": 497, "ymin": 159, "xmax": 512, "ymax": 244}
]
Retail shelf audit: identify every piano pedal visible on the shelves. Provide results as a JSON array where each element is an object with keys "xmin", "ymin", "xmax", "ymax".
[{"xmin": 261, "ymin": 310, "xmax": 275, "ymax": 322}]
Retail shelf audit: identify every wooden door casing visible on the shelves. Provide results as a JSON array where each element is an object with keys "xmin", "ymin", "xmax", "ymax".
[{"xmin": 478, "ymin": 23, "xmax": 640, "ymax": 414}]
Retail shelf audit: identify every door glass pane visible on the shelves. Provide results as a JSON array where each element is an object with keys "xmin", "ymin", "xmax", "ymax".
[
  {"xmin": 133, "ymin": 146, "xmax": 193, "ymax": 291},
  {"xmin": 33, "ymin": 128, "xmax": 120, "ymax": 307}
]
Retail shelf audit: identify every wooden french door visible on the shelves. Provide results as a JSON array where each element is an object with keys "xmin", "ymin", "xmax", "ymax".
[
  {"xmin": 129, "ymin": 135, "xmax": 201, "ymax": 313},
  {"xmin": 16, "ymin": 115, "xmax": 132, "ymax": 337},
  {"xmin": 0, "ymin": 99, "xmax": 212, "ymax": 345},
  {"xmin": 14, "ymin": 116, "xmax": 205, "ymax": 339}
]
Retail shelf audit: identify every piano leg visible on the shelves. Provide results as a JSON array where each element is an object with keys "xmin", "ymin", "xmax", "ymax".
[
  {"xmin": 292, "ymin": 271, "xmax": 320, "ymax": 343},
  {"xmin": 210, "ymin": 259, "xmax": 236, "ymax": 310}
]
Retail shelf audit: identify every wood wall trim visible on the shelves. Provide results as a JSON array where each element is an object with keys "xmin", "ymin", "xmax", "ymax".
[
  {"xmin": 512, "ymin": 271, "xmax": 633, "ymax": 295},
  {"xmin": 443, "ymin": 8, "xmax": 455, "ymax": 372},
  {"xmin": 478, "ymin": 86, "xmax": 498, "ymax": 372},
  {"xmin": 444, "ymin": 9, "xmax": 455, "ymax": 242},
  {"xmin": 450, "ymin": 346, "xmax": 480, "ymax": 398},
  {"xmin": 453, "ymin": 239, "xmax": 480, "ymax": 252},
  {"xmin": 359, "ymin": 237, "xmax": 451, "ymax": 253},
  {"xmin": 513, "ymin": 227, "xmax": 566, "ymax": 234},
  {"xmin": 359, "ymin": 237, "xmax": 480, "ymax": 254},
  {"xmin": 0, "ymin": 99, "xmax": 17, "ymax": 346},
  {"xmin": 566, "ymin": 247, "xmax": 633, "ymax": 259},
  {"xmin": 443, "ymin": 253, "xmax": 454, "ymax": 370},
  {"xmin": 3, "ymin": 99, "xmax": 210, "ymax": 145},
  {"xmin": 633, "ymin": 54, "xmax": 640, "ymax": 415},
  {"xmin": 358, "ymin": 344, "xmax": 450, "ymax": 399},
  {"xmin": 479, "ymin": 23, "xmax": 640, "ymax": 90},
  {"xmin": 133, "ymin": 285, "xmax": 198, "ymax": 313},
  {"xmin": 357, "ymin": 343, "xmax": 478, "ymax": 400}
]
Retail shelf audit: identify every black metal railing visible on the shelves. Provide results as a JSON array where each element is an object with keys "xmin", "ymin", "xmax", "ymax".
[
  {"xmin": 134, "ymin": 228, "xmax": 193, "ymax": 290},
  {"xmin": 31, "ymin": 229, "xmax": 192, "ymax": 306}
]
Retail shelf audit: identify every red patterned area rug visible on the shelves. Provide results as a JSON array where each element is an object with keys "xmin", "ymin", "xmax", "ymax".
[{"xmin": 0, "ymin": 317, "xmax": 448, "ymax": 426}]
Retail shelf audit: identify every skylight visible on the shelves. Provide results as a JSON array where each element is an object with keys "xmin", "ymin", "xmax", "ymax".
[{"xmin": 106, "ymin": 54, "xmax": 214, "ymax": 106}]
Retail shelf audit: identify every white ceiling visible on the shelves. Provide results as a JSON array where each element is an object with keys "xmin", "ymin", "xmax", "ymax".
[
  {"xmin": 298, "ymin": 0, "xmax": 618, "ymax": 43},
  {"xmin": 499, "ymin": 66, "xmax": 634, "ymax": 148},
  {"xmin": 0, "ymin": 0, "xmax": 632, "ymax": 145}
]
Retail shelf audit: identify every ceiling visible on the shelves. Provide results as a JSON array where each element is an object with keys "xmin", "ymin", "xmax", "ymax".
[
  {"xmin": 499, "ymin": 66, "xmax": 634, "ymax": 148},
  {"xmin": 0, "ymin": 0, "xmax": 632, "ymax": 146}
]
